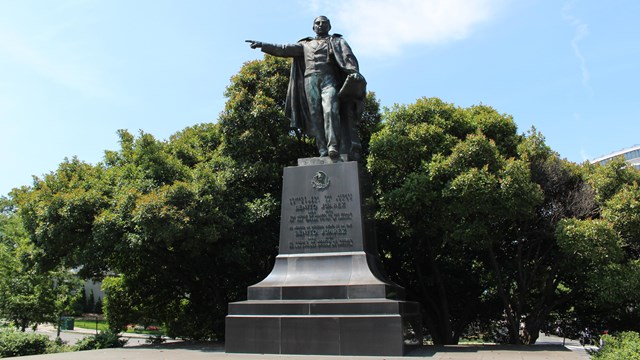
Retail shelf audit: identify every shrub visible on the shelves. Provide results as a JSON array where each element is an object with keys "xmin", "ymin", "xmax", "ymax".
[
  {"xmin": 0, "ymin": 330, "xmax": 52, "ymax": 357},
  {"xmin": 593, "ymin": 331, "xmax": 640, "ymax": 360},
  {"xmin": 73, "ymin": 330, "xmax": 127, "ymax": 351},
  {"xmin": 47, "ymin": 337, "xmax": 74, "ymax": 355}
]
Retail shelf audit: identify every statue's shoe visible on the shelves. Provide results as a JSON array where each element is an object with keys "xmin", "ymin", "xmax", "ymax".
[{"xmin": 328, "ymin": 146, "xmax": 339, "ymax": 157}]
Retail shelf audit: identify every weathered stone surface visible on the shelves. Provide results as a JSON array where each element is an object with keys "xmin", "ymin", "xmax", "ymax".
[{"xmin": 297, "ymin": 154, "xmax": 349, "ymax": 166}]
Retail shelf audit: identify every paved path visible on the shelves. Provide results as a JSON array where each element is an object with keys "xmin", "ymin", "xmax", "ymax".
[
  {"xmin": 29, "ymin": 324, "xmax": 163, "ymax": 346},
  {"xmin": 12, "ymin": 334, "xmax": 596, "ymax": 360},
  {"xmin": 536, "ymin": 333, "xmax": 595, "ymax": 360},
  {"xmin": 10, "ymin": 345, "xmax": 588, "ymax": 360}
]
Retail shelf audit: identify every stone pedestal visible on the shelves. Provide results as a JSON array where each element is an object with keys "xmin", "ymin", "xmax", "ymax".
[{"xmin": 225, "ymin": 158, "xmax": 421, "ymax": 356}]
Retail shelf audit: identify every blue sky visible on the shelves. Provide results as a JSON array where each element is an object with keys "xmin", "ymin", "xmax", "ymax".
[{"xmin": 1, "ymin": 0, "xmax": 639, "ymax": 196}]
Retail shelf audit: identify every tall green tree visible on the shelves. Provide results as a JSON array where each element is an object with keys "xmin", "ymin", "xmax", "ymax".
[
  {"xmin": 565, "ymin": 158, "xmax": 640, "ymax": 334},
  {"xmin": 0, "ymin": 197, "xmax": 81, "ymax": 332},
  {"xmin": 368, "ymin": 98, "xmax": 638, "ymax": 345},
  {"xmin": 485, "ymin": 132, "xmax": 603, "ymax": 344},
  {"xmin": 368, "ymin": 98, "xmax": 537, "ymax": 344},
  {"xmin": 16, "ymin": 127, "xmax": 242, "ymax": 338}
]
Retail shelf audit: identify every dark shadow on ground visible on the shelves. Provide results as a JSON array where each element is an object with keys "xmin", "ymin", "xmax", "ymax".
[
  {"xmin": 406, "ymin": 344, "xmax": 571, "ymax": 356},
  {"xmin": 129, "ymin": 342, "xmax": 572, "ymax": 356},
  {"xmin": 130, "ymin": 341, "xmax": 225, "ymax": 353}
]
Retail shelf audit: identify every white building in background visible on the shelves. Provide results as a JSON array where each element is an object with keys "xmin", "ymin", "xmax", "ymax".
[
  {"xmin": 591, "ymin": 144, "xmax": 640, "ymax": 170},
  {"xmin": 84, "ymin": 279, "xmax": 105, "ymax": 302}
]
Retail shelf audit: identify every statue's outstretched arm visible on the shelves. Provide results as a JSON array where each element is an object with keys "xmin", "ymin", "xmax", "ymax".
[{"xmin": 246, "ymin": 40, "xmax": 303, "ymax": 57}]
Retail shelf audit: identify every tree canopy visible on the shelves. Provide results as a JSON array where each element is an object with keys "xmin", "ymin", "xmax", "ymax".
[{"xmin": 367, "ymin": 98, "xmax": 640, "ymax": 344}]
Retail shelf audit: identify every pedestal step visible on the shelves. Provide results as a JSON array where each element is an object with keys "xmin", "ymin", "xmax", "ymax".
[{"xmin": 228, "ymin": 298, "xmax": 419, "ymax": 315}]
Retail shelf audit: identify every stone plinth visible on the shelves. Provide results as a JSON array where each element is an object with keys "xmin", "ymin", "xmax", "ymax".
[{"xmin": 225, "ymin": 159, "xmax": 421, "ymax": 356}]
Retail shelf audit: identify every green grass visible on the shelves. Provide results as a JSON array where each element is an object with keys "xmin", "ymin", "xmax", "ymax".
[{"xmin": 73, "ymin": 319, "xmax": 109, "ymax": 332}]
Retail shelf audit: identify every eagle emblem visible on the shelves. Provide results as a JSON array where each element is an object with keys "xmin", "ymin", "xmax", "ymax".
[{"xmin": 311, "ymin": 171, "xmax": 330, "ymax": 190}]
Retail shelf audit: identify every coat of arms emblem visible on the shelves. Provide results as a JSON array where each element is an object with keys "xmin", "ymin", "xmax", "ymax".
[{"xmin": 311, "ymin": 171, "xmax": 330, "ymax": 190}]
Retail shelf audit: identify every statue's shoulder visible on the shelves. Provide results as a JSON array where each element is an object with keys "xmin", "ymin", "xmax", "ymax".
[
  {"xmin": 330, "ymin": 34, "xmax": 347, "ymax": 45},
  {"xmin": 298, "ymin": 36, "xmax": 314, "ymax": 43}
]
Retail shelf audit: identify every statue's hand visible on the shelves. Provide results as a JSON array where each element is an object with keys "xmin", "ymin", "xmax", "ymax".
[
  {"xmin": 351, "ymin": 72, "xmax": 364, "ymax": 82},
  {"xmin": 245, "ymin": 40, "xmax": 263, "ymax": 49}
]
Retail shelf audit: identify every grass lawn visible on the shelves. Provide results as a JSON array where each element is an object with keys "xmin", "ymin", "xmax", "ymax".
[{"xmin": 73, "ymin": 319, "xmax": 109, "ymax": 332}]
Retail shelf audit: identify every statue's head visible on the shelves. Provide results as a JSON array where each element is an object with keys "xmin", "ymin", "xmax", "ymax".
[{"xmin": 313, "ymin": 16, "xmax": 331, "ymax": 36}]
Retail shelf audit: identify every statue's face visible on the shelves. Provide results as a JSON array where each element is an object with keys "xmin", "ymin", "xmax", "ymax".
[{"xmin": 313, "ymin": 16, "xmax": 331, "ymax": 36}]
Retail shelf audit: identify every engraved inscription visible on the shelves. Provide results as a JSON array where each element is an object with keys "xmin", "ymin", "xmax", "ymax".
[{"xmin": 286, "ymin": 192, "xmax": 355, "ymax": 251}]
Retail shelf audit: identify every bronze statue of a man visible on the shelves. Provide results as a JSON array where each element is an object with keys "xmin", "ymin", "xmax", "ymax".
[{"xmin": 247, "ymin": 16, "xmax": 366, "ymax": 159}]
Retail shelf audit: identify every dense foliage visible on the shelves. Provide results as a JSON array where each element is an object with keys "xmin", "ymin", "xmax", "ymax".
[
  {"xmin": 367, "ymin": 98, "xmax": 640, "ymax": 344},
  {"xmin": 73, "ymin": 330, "xmax": 127, "ymax": 351},
  {"xmin": 0, "ymin": 330, "xmax": 68, "ymax": 357},
  {"xmin": 0, "ymin": 328, "xmax": 125, "ymax": 357},
  {"xmin": 0, "ymin": 198, "xmax": 82, "ymax": 332},
  {"xmin": 593, "ymin": 332, "xmax": 640, "ymax": 360},
  {"xmin": 3, "ymin": 54, "xmax": 639, "ymax": 345}
]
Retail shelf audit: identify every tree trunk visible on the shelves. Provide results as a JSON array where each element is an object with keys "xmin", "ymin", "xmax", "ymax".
[
  {"xmin": 414, "ymin": 243, "xmax": 455, "ymax": 345},
  {"xmin": 452, "ymin": 297, "xmax": 479, "ymax": 344},
  {"xmin": 523, "ymin": 320, "xmax": 540, "ymax": 344},
  {"xmin": 487, "ymin": 247, "xmax": 521, "ymax": 344},
  {"xmin": 427, "ymin": 243, "xmax": 455, "ymax": 344},
  {"xmin": 56, "ymin": 315, "xmax": 62, "ymax": 339}
]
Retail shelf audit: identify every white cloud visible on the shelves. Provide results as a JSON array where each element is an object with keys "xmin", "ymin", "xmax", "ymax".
[
  {"xmin": 562, "ymin": 0, "xmax": 592, "ymax": 95},
  {"xmin": 308, "ymin": 0, "xmax": 507, "ymax": 56}
]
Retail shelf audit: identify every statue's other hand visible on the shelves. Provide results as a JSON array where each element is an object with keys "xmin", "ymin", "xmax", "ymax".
[{"xmin": 245, "ymin": 40, "xmax": 262, "ymax": 49}]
